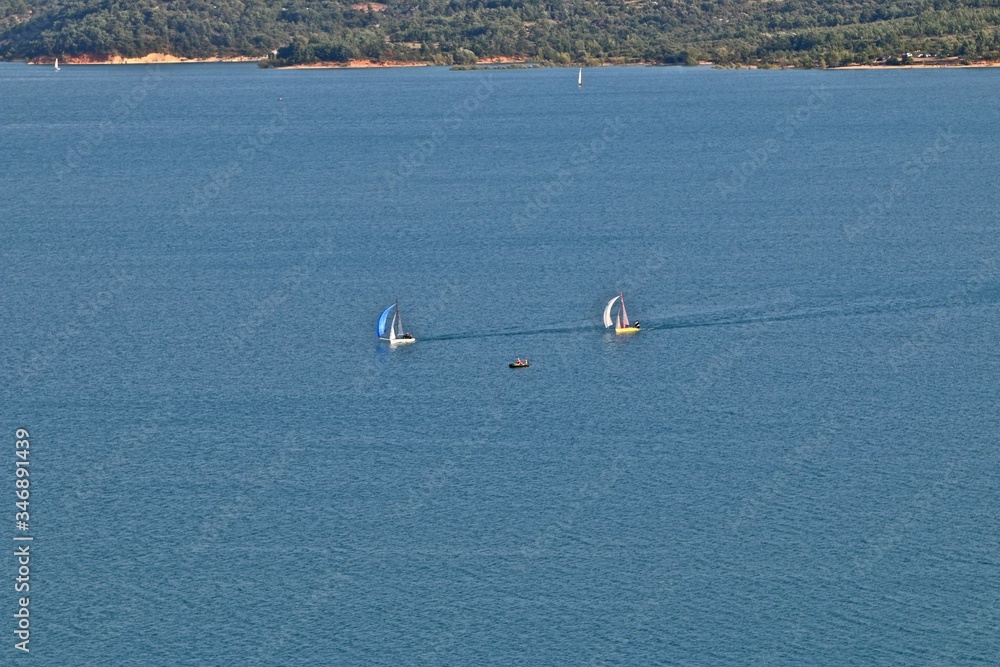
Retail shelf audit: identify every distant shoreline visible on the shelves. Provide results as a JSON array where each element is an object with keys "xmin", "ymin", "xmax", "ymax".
[
  {"xmin": 829, "ymin": 56, "xmax": 1000, "ymax": 69},
  {"xmin": 271, "ymin": 55, "xmax": 527, "ymax": 70},
  {"xmin": 831, "ymin": 61, "xmax": 1000, "ymax": 70},
  {"xmin": 277, "ymin": 59, "xmax": 432, "ymax": 69},
  {"xmin": 21, "ymin": 52, "xmax": 1000, "ymax": 70}
]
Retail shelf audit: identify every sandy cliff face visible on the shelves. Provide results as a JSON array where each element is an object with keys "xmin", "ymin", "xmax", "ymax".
[
  {"xmin": 31, "ymin": 52, "xmax": 258, "ymax": 65},
  {"xmin": 281, "ymin": 59, "xmax": 431, "ymax": 69}
]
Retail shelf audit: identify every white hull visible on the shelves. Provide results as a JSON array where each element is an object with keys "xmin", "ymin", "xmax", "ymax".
[
  {"xmin": 389, "ymin": 337, "xmax": 415, "ymax": 345},
  {"xmin": 380, "ymin": 336, "xmax": 416, "ymax": 345}
]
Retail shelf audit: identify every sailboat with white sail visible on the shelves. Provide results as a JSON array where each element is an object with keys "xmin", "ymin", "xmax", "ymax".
[
  {"xmin": 54, "ymin": 58, "xmax": 60, "ymax": 71},
  {"xmin": 377, "ymin": 299, "xmax": 415, "ymax": 345},
  {"xmin": 603, "ymin": 292, "xmax": 639, "ymax": 334},
  {"xmin": 578, "ymin": 68, "xmax": 582, "ymax": 87}
]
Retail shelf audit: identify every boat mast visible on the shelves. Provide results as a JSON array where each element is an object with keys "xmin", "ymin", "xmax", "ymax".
[{"xmin": 395, "ymin": 298, "xmax": 403, "ymax": 336}]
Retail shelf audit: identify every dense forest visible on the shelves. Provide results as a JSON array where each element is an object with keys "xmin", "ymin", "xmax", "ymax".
[{"xmin": 1, "ymin": 0, "xmax": 999, "ymax": 68}]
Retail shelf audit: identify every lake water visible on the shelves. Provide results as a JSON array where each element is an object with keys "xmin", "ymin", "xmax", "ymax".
[{"xmin": 2, "ymin": 62, "xmax": 998, "ymax": 665}]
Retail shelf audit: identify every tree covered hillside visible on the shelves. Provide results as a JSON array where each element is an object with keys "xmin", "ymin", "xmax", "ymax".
[{"xmin": 1, "ymin": 0, "xmax": 999, "ymax": 67}]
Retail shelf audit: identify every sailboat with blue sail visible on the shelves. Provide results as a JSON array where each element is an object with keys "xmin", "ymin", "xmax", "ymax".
[{"xmin": 377, "ymin": 299, "xmax": 415, "ymax": 345}]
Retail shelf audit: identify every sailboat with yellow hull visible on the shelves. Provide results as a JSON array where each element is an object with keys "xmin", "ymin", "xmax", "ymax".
[{"xmin": 603, "ymin": 293, "xmax": 639, "ymax": 334}]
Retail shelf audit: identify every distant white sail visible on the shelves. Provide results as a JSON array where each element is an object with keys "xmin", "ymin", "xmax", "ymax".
[{"xmin": 578, "ymin": 68, "xmax": 582, "ymax": 86}]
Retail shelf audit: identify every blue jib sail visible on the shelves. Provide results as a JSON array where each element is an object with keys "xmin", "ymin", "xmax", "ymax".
[{"xmin": 377, "ymin": 304, "xmax": 394, "ymax": 338}]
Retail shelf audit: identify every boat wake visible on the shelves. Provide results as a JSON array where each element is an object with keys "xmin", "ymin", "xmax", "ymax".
[
  {"xmin": 416, "ymin": 291, "xmax": 996, "ymax": 342},
  {"xmin": 645, "ymin": 291, "xmax": 996, "ymax": 332},
  {"xmin": 420, "ymin": 324, "xmax": 594, "ymax": 342}
]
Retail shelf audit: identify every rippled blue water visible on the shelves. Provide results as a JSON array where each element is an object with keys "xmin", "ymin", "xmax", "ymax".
[{"xmin": 2, "ymin": 62, "xmax": 998, "ymax": 665}]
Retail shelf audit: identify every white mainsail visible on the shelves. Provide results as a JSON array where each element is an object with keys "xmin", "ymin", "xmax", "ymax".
[
  {"xmin": 578, "ymin": 68, "xmax": 582, "ymax": 86},
  {"xmin": 394, "ymin": 299, "xmax": 404, "ymax": 337},
  {"xmin": 54, "ymin": 58, "xmax": 60, "ymax": 71}
]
